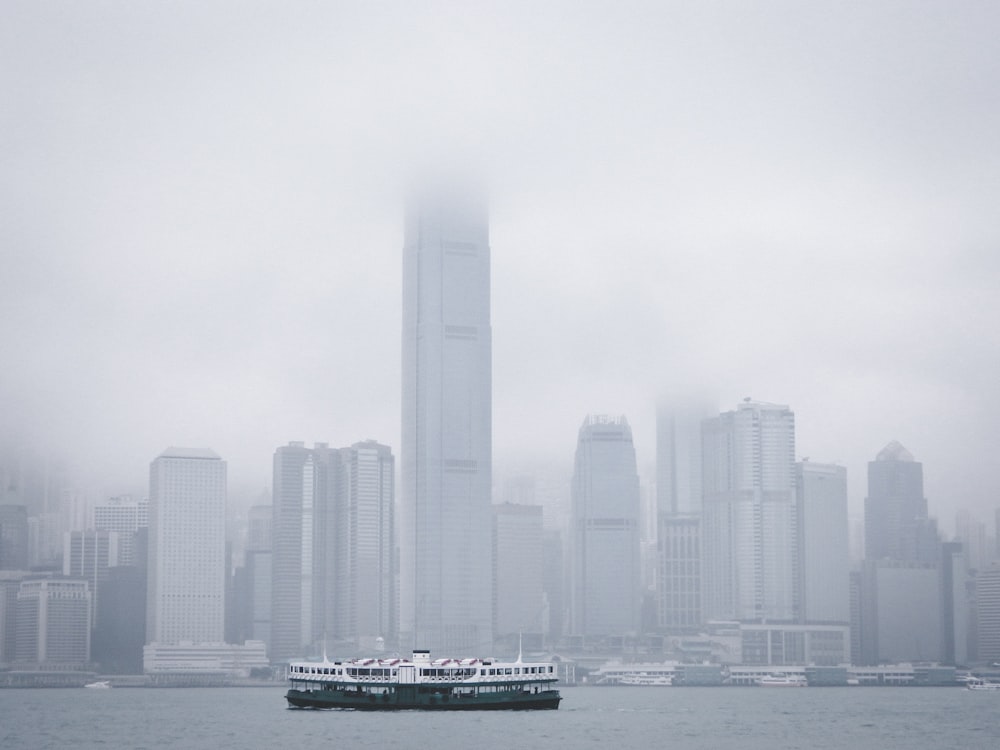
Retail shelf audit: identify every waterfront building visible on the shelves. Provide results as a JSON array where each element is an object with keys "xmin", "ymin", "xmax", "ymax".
[
  {"xmin": 739, "ymin": 622, "xmax": 850, "ymax": 666},
  {"xmin": 332, "ymin": 441, "xmax": 396, "ymax": 649},
  {"xmin": 977, "ymin": 563, "xmax": 1000, "ymax": 663},
  {"xmin": 570, "ymin": 415, "xmax": 641, "ymax": 637},
  {"xmin": 270, "ymin": 441, "xmax": 340, "ymax": 661},
  {"xmin": 146, "ymin": 448, "xmax": 226, "ymax": 648},
  {"xmin": 796, "ymin": 461, "xmax": 850, "ymax": 623},
  {"xmin": 860, "ymin": 558, "xmax": 943, "ymax": 664},
  {"xmin": 13, "ymin": 577, "xmax": 91, "ymax": 669},
  {"xmin": 400, "ymin": 183, "xmax": 493, "ymax": 654},
  {"xmin": 701, "ymin": 400, "xmax": 798, "ymax": 622},
  {"xmin": 493, "ymin": 503, "xmax": 545, "ymax": 641}
]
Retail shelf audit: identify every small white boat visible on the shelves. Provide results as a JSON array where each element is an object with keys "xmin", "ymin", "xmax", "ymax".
[
  {"xmin": 84, "ymin": 680, "xmax": 111, "ymax": 689},
  {"xmin": 966, "ymin": 678, "xmax": 1000, "ymax": 691},
  {"xmin": 757, "ymin": 673, "xmax": 808, "ymax": 687}
]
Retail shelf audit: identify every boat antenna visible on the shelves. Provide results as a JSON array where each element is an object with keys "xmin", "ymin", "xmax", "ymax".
[
  {"xmin": 322, "ymin": 632, "xmax": 328, "ymax": 664},
  {"xmin": 517, "ymin": 632, "xmax": 523, "ymax": 664}
]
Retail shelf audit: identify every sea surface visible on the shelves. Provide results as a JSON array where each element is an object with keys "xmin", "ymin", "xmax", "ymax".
[{"xmin": 2, "ymin": 685, "xmax": 998, "ymax": 750}]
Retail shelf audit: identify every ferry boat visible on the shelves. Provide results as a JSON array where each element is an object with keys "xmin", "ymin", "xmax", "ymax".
[
  {"xmin": 966, "ymin": 678, "xmax": 1000, "ymax": 692},
  {"xmin": 286, "ymin": 649, "xmax": 561, "ymax": 710},
  {"xmin": 757, "ymin": 673, "xmax": 808, "ymax": 687}
]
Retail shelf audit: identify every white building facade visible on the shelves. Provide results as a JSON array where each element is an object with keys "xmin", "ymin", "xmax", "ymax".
[
  {"xmin": 796, "ymin": 461, "xmax": 850, "ymax": 623},
  {"xmin": 146, "ymin": 448, "xmax": 226, "ymax": 649}
]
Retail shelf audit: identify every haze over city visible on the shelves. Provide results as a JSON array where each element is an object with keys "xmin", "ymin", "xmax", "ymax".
[{"xmin": 2, "ymin": 1, "xmax": 998, "ymax": 529}]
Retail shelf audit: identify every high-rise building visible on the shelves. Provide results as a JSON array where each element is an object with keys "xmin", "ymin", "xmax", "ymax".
[
  {"xmin": 14, "ymin": 577, "xmax": 91, "ymax": 668},
  {"xmin": 93, "ymin": 496, "xmax": 147, "ymax": 567},
  {"xmin": 0, "ymin": 505, "xmax": 29, "ymax": 570},
  {"xmin": 400, "ymin": 183, "xmax": 493, "ymax": 654},
  {"xmin": 656, "ymin": 398, "xmax": 713, "ymax": 517},
  {"xmin": 63, "ymin": 529, "xmax": 118, "ymax": 627},
  {"xmin": 332, "ymin": 440, "xmax": 395, "ymax": 649},
  {"xmin": 796, "ymin": 461, "xmax": 849, "ymax": 623},
  {"xmin": 701, "ymin": 400, "xmax": 797, "ymax": 622},
  {"xmin": 656, "ymin": 515, "xmax": 702, "ymax": 630},
  {"xmin": 864, "ymin": 441, "xmax": 938, "ymax": 563},
  {"xmin": 570, "ymin": 415, "xmax": 641, "ymax": 637},
  {"xmin": 146, "ymin": 447, "xmax": 226, "ymax": 647},
  {"xmin": 859, "ymin": 558, "xmax": 942, "ymax": 664},
  {"xmin": 977, "ymin": 564, "xmax": 1000, "ymax": 664},
  {"xmin": 493, "ymin": 503, "xmax": 545, "ymax": 641},
  {"xmin": 270, "ymin": 441, "xmax": 339, "ymax": 661}
]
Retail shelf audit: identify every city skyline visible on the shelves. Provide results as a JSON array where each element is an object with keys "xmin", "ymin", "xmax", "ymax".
[{"xmin": 2, "ymin": 3, "xmax": 999, "ymax": 531}]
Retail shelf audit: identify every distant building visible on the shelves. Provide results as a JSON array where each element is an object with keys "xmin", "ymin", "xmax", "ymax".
[
  {"xmin": 332, "ymin": 441, "xmax": 396, "ymax": 650},
  {"xmin": 246, "ymin": 504, "xmax": 272, "ymax": 553},
  {"xmin": 14, "ymin": 577, "xmax": 91, "ymax": 669},
  {"xmin": 400, "ymin": 182, "xmax": 493, "ymax": 654},
  {"xmin": 860, "ymin": 559, "xmax": 942, "ymax": 665},
  {"xmin": 740, "ymin": 622, "xmax": 850, "ymax": 666},
  {"xmin": 270, "ymin": 441, "xmax": 340, "ymax": 661},
  {"xmin": 146, "ymin": 447, "xmax": 226, "ymax": 650},
  {"xmin": 977, "ymin": 564, "xmax": 1000, "ymax": 664},
  {"xmin": 701, "ymin": 401, "xmax": 798, "ymax": 622},
  {"xmin": 796, "ymin": 461, "xmax": 849, "ymax": 624},
  {"xmin": 493, "ymin": 503, "xmax": 545, "ymax": 641},
  {"xmin": 655, "ymin": 398, "xmax": 713, "ymax": 517},
  {"xmin": 63, "ymin": 529, "xmax": 118, "ymax": 627},
  {"xmin": 570, "ymin": 415, "xmax": 641, "ymax": 637},
  {"xmin": 93, "ymin": 496, "xmax": 147, "ymax": 566},
  {"xmin": 656, "ymin": 515, "xmax": 701, "ymax": 630},
  {"xmin": 864, "ymin": 442, "xmax": 938, "ymax": 564},
  {"xmin": 0, "ymin": 505, "xmax": 29, "ymax": 570}
]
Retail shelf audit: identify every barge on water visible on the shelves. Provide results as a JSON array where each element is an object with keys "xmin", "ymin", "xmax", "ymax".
[{"xmin": 286, "ymin": 649, "xmax": 561, "ymax": 710}]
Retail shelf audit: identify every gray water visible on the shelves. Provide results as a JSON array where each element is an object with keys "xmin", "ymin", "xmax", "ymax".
[{"xmin": 2, "ymin": 686, "xmax": 998, "ymax": 750}]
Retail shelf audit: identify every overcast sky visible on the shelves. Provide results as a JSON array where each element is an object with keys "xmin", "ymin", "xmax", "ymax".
[{"xmin": 2, "ymin": 1, "xmax": 998, "ymax": 528}]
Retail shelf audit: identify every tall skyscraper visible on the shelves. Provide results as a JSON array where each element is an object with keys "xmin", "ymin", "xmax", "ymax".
[
  {"xmin": 400, "ymin": 183, "xmax": 493, "ymax": 654},
  {"xmin": 656, "ymin": 398, "xmax": 713, "ymax": 517},
  {"xmin": 570, "ymin": 415, "xmax": 641, "ymax": 637},
  {"xmin": 93, "ymin": 495, "xmax": 147, "ymax": 567},
  {"xmin": 864, "ymin": 441, "xmax": 938, "ymax": 563},
  {"xmin": 270, "ymin": 441, "xmax": 339, "ymax": 661},
  {"xmin": 978, "ymin": 563, "xmax": 1000, "ymax": 663},
  {"xmin": 63, "ymin": 529, "xmax": 118, "ymax": 627},
  {"xmin": 701, "ymin": 400, "xmax": 797, "ymax": 622},
  {"xmin": 146, "ymin": 447, "xmax": 226, "ymax": 646},
  {"xmin": 796, "ymin": 461, "xmax": 849, "ymax": 623},
  {"xmin": 14, "ymin": 578, "xmax": 91, "ymax": 668},
  {"xmin": 332, "ymin": 440, "xmax": 396, "ymax": 649}
]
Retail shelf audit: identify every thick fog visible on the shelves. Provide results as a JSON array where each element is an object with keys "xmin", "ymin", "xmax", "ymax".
[{"xmin": 2, "ymin": 2, "xmax": 998, "ymax": 525}]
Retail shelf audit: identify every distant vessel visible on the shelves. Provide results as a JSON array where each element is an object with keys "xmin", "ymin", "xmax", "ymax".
[
  {"xmin": 285, "ymin": 650, "xmax": 561, "ymax": 710},
  {"xmin": 84, "ymin": 680, "xmax": 111, "ymax": 689},
  {"xmin": 619, "ymin": 673, "xmax": 673, "ymax": 687},
  {"xmin": 757, "ymin": 673, "xmax": 808, "ymax": 687},
  {"xmin": 966, "ymin": 678, "xmax": 1000, "ymax": 692}
]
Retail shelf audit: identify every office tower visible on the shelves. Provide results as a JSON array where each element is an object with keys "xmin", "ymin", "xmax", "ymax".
[
  {"xmin": 332, "ymin": 441, "xmax": 395, "ymax": 649},
  {"xmin": 978, "ymin": 564, "xmax": 1000, "ymax": 663},
  {"xmin": 146, "ymin": 447, "xmax": 226, "ymax": 646},
  {"xmin": 247, "ymin": 504, "xmax": 272, "ymax": 553},
  {"xmin": 93, "ymin": 496, "xmax": 147, "ymax": 566},
  {"xmin": 701, "ymin": 400, "xmax": 797, "ymax": 622},
  {"xmin": 864, "ymin": 441, "xmax": 938, "ymax": 563},
  {"xmin": 657, "ymin": 515, "xmax": 701, "ymax": 630},
  {"xmin": 656, "ymin": 398, "xmax": 713, "ymax": 517},
  {"xmin": 941, "ymin": 541, "xmax": 968, "ymax": 666},
  {"xmin": 93, "ymin": 545, "xmax": 147, "ymax": 674},
  {"xmin": 859, "ymin": 558, "xmax": 943, "ymax": 664},
  {"xmin": 270, "ymin": 441, "xmax": 339, "ymax": 661},
  {"xmin": 796, "ymin": 461, "xmax": 850, "ymax": 623},
  {"xmin": 400, "ymin": 183, "xmax": 493, "ymax": 654},
  {"xmin": 570, "ymin": 415, "xmax": 641, "ymax": 637},
  {"xmin": 493, "ymin": 503, "xmax": 545, "ymax": 642},
  {"xmin": 63, "ymin": 529, "xmax": 118, "ymax": 627},
  {"xmin": 542, "ymin": 529, "xmax": 565, "ymax": 645},
  {"xmin": 0, "ymin": 505, "xmax": 29, "ymax": 570},
  {"xmin": 14, "ymin": 578, "xmax": 91, "ymax": 668}
]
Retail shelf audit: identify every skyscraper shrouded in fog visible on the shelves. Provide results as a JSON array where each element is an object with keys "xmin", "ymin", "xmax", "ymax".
[
  {"xmin": 400, "ymin": 182, "xmax": 493, "ymax": 654},
  {"xmin": 146, "ymin": 448, "xmax": 226, "ymax": 646},
  {"xmin": 796, "ymin": 461, "xmax": 849, "ymax": 624},
  {"xmin": 701, "ymin": 400, "xmax": 798, "ymax": 622},
  {"xmin": 864, "ymin": 441, "xmax": 937, "ymax": 563},
  {"xmin": 570, "ymin": 415, "xmax": 641, "ymax": 637}
]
